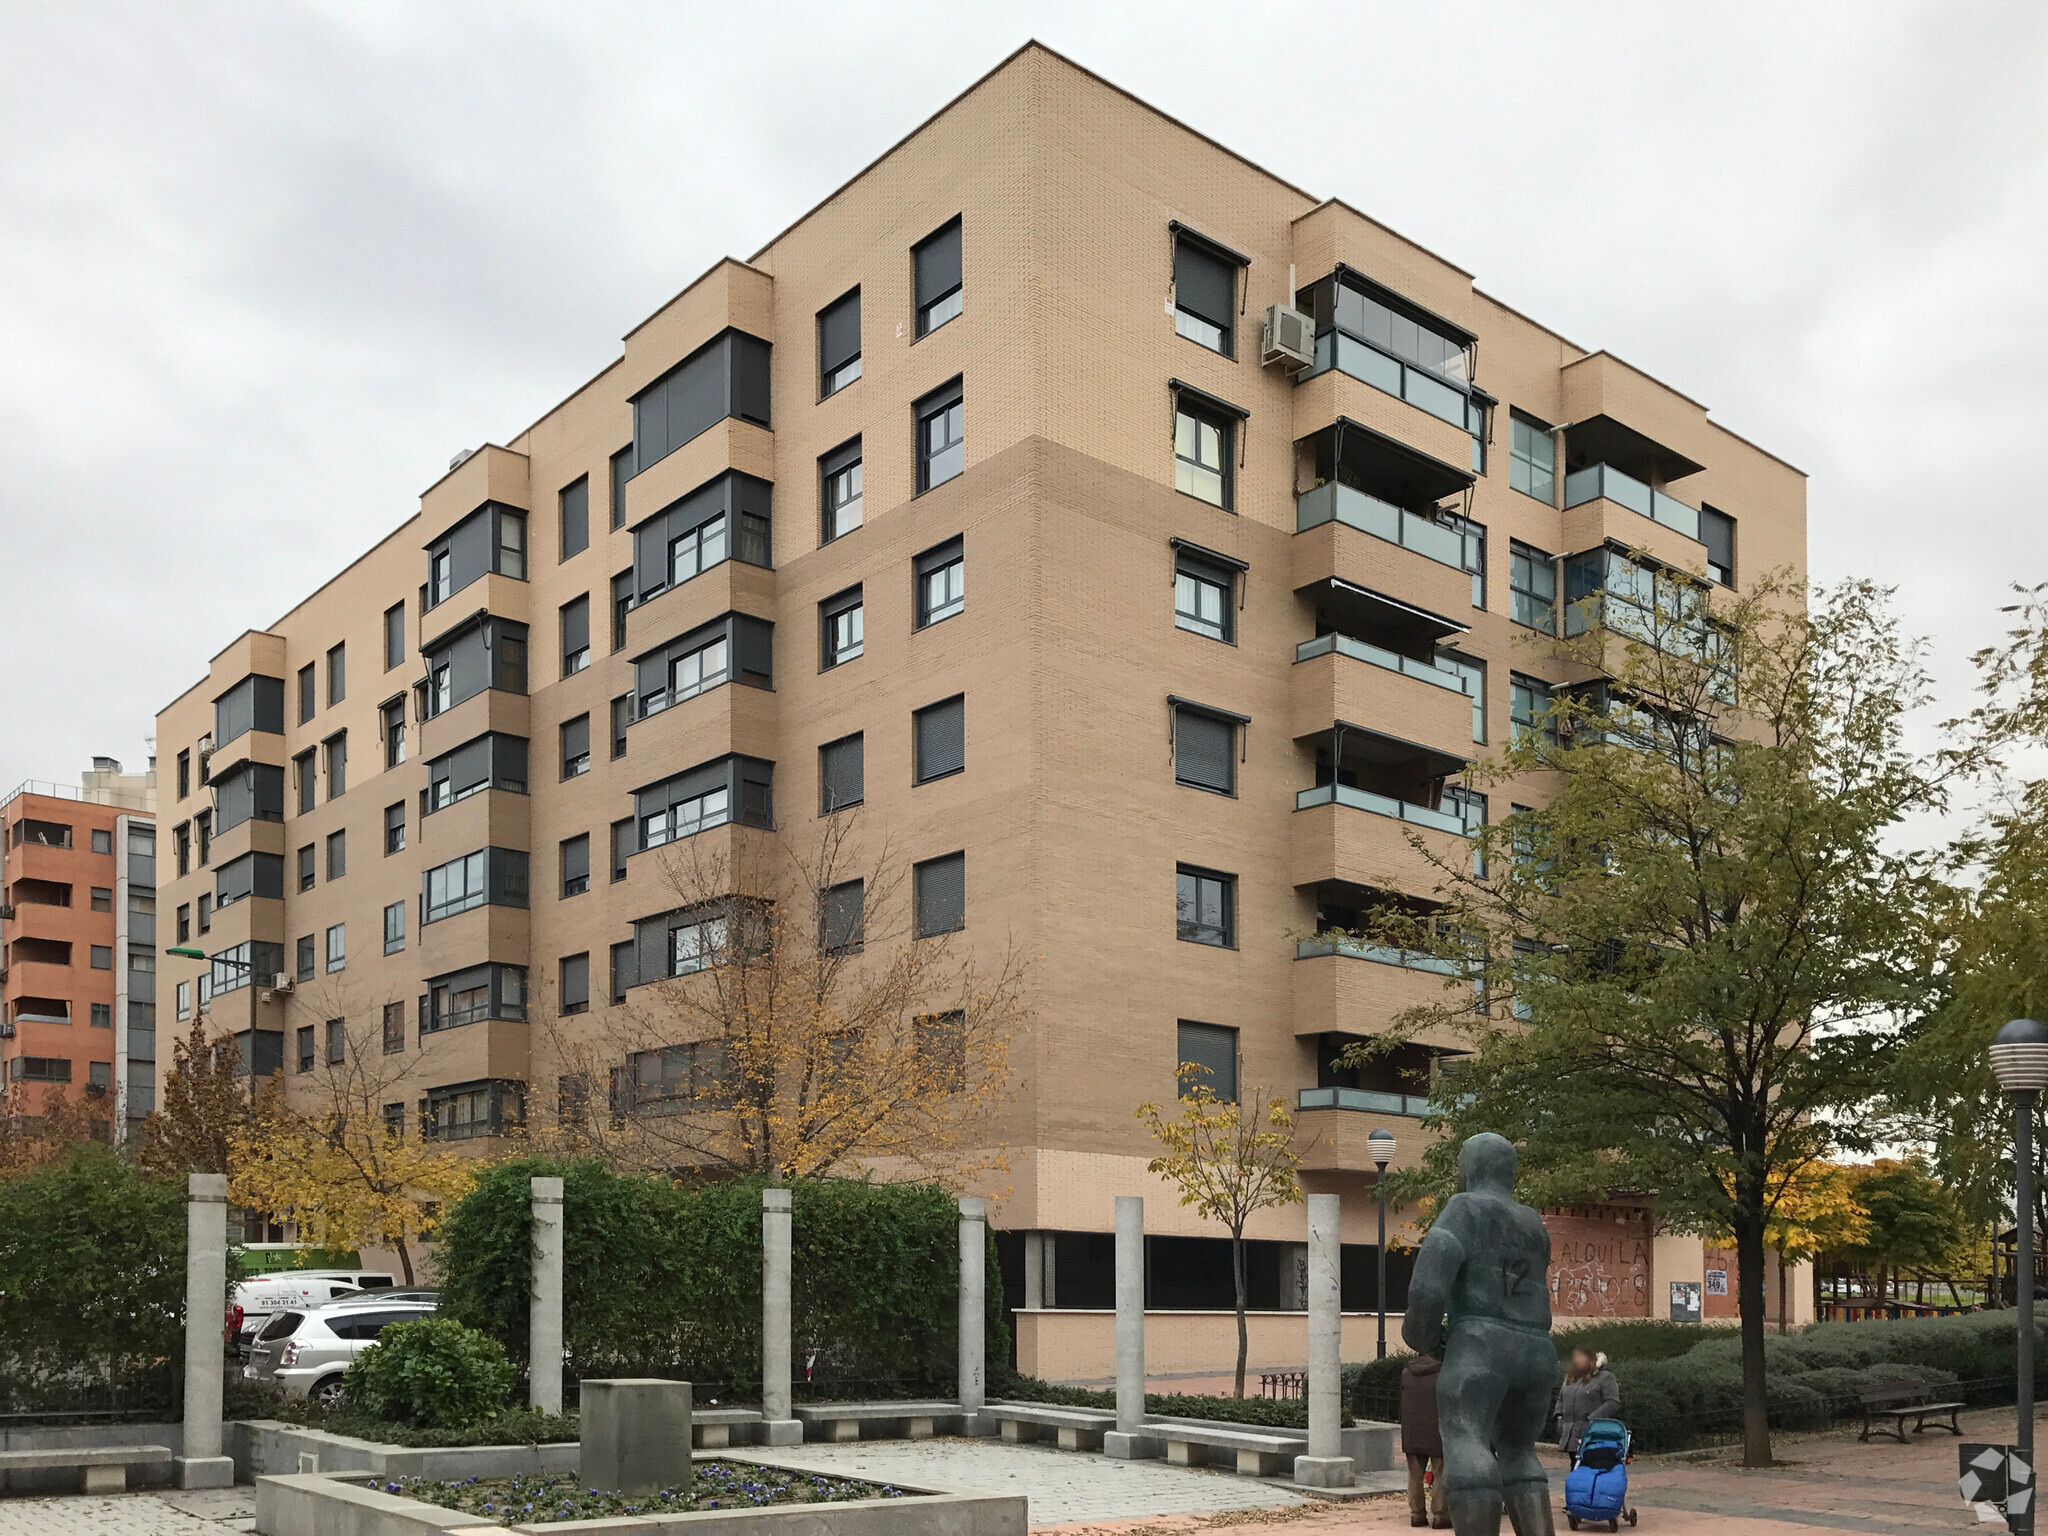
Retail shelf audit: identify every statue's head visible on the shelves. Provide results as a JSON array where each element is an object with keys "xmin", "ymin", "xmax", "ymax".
[{"xmin": 1458, "ymin": 1132, "xmax": 1518, "ymax": 1196}]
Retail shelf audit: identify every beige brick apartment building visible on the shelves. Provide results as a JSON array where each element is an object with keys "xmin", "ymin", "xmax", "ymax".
[{"xmin": 153, "ymin": 43, "xmax": 1810, "ymax": 1375}]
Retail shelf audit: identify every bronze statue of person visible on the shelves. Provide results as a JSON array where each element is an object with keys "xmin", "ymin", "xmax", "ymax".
[{"xmin": 1401, "ymin": 1133, "xmax": 1559, "ymax": 1536}]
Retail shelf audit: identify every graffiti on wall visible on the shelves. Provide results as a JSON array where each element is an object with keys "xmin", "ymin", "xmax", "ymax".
[{"xmin": 1545, "ymin": 1207, "xmax": 1653, "ymax": 1317}]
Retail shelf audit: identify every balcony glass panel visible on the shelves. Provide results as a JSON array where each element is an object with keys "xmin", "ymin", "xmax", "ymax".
[
  {"xmin": 1296, "ymin": 483, "xmax": 1472, "ymax": 576},
  {"xmin": 1564, "ymin": 464, "xmax": 1702, "ymax": 543},
  {"xmin": 1294, "ymin": 936, "xmax": 1467, "ymax": 977},
  {"xmin": 1296, "ymin": 1085, "xmax": 1431, "ymax": 1117},
  {"xmin": 1295, "ymin": 781, "xmax": 1466, "ymax": 835}
]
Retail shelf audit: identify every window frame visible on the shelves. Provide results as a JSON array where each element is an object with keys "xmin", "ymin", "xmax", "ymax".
[
  {"xmin": 913, "ymin": 694, "xmax": 965, "ymax": 785},
  {"xmin": 820, "ymin": 586, "xmax": 864, "ymax": 672},
  {"xmin": 914, "ymin": 536, "xmax": 964, "ymax": 630},
  {"xmin": 1508, "ymin": 412, "xmax": 1556, "ymax": 504},
  {"xmin": 914, "ymin": 377, "xmax": 965, "ymax": 494},
  {"xmin": 1174, "ymin": 864, "xmax": 1237, "ymax": 949},
  {"xmin": 913, "ymin": 851, "xmax": 967, "ymax": 939},
  {"xmin": 1172, "ymin": 545, "xmax": 1239, "ymax": 644},
  {"xmin": 560, "ymin": 594, "xmax": 591, "ymax": 677},
  {"xmin": 1171, "ymin": 228, "xmax": 1244, "ymax": 358},
  {"xmin": 1509, "ymin": 541, "xmax": 1558, "ymax": 634},
  {"xmin": 819, "ymin": 732, "xmax": 864, "ymax": 815},
  {"xmin": 1171, "ymin": 701, "xmax": 1242, "ymax": 797},
  {"xmin": 560, "ymin": 714, "xmax": 591, "ymax": 780},
  {"xmin": 1172, "ymin": 391, "xmax": 1237, "ymax": 510},
  {"xmin": 1176, "ymin": 1020, "xmax": 1239, "ymax": 1103},
  {"xmin": 384, "ymin": 602, "xmax": 406, "ymax": 671},
  {"xmin": 819, "ymin": 437, "xmax": 863, "ymax": 544},
  {"xmin": 912, "ymin": 217, "xmax": 963, "ymax": 338},
  {"xmin": 818, "ymin": 287, "xmax": 862, "ymax": 397},
  {"xmin": 560, "ymin": 833, "xmax": 590, "ymax": 899},
  {"xmin": 559, "ymin": 474, "xmax": 590, "ymax": 561},
  {"xmin": 383, "ymin": 900, "xmax": 405, "ymax": 955}
]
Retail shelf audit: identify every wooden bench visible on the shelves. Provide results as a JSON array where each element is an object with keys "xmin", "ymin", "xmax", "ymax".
[
  {"xmin": 1858, "ymin": 1382, "xmax": 1964, "ymax": 1444},
  {"xmin": 792, "ymin": 1401, "xmax": 961, "ymax": 1442},
  {"xmin": 0, "ymin": 1444, "xmax": 174, "ymax": 1494},
  {"xmin": 987, "ymin": 1402, "xmax": 1118, "ymax": 1451}
]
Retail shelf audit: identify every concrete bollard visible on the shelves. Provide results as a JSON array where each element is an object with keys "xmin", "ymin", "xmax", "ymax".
[
  {"xmin": 1295, "ymin": 1192, "xmax": 1355, "ymax": 1489},
  {"xmin": 1103, "ymin": 1195, "xmax": 1159, "ymax": 1459},
  {"xmin": 760, "ymin": 1188, "xmax": 802, "ymax": 1446},
  {"xmin": 530, "ymin": 1177, "xmax": 565, "ymax": 1414},
  {"xmin": 176, "ymin": 1173, "xmax": 235, "ymax": 1489},
  {"xmin": 959, "ymin": 1196, "xmax": 987, "ymax": 1426},
  {"xmin": 581, "ymin": 1379, "xmax": 692, "ymax": 1495}
]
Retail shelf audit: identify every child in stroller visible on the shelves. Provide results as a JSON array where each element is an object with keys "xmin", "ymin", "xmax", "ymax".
[{"xmin": 1564, "ymin": 1418, "xmax": 1636, "ymax": 1530}]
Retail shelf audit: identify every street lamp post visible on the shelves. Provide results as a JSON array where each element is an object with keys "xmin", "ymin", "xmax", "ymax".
[
  {"xmin": 1368, "ymin": 1128, "xmax": 1396, "ymax": 1360},
  {"xmin": 1993, "ymin": 1017, "xmax": 2048, "ymax": 1536}
]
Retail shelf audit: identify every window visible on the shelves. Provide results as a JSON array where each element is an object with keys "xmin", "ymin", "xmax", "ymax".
[
  {"xmin": 90, "ymin": 886, "xmax": 113, "ymax": 912},
  {"xmin": 1173, "ymin": 400, "xmax": 1232, "ymax": 508},
  {"xmin": 327, "ymin": 1017, "xmax": 346, "ymax": 1065},
  {"xmin": 1440, "ymin": 653, "xmax": 1486, "ymax": 744},
  {"xmin": 127, "ymin": 946, "xmax": 154, "ymax": 975},
  {"xmin": 91, "ymin": 1002, "xmax": 112, "ymax": 1028},
  {"xmin": 1509, "ymin": 414, "xmax": 1555, "ymax": 504},
  {"xmin": 326, "ymin": 830, "xmax": 346, "ymax": 881},
  {"xmin": 1510, "ymin": 675, "xmax": 1556, "ymax": 746},
  {"xmin": 213, "ymin": 851, "xmax": 283, "ymax": 908},
  {"xmin": 611, "ymin": 941, "xmax": 632, "ymax": 1002},
  {"xmin": 384, "ymin": 602, "xmax": 406, "ymax": 670},
  {"xmin": 383, "ymin": 698, "xmax": 407, "ymax": 768},
  {"xmin": 820, "ymin": 439, "xmax": 863, "ymax": 542},
  {"xmin": 383, "ymin": 901, "xmax": 405, "ymax": 955},
  {"xmin": 88, "ymin": 944, "xmax": 111, "ymax": 969},
  {"xmin": 91, "ymin": 828, "xmax": 113, "ymax": 856},
  {"xmin": 496, "ymin": 511, "xmax": 525, "ymax": 578},
  {"xmin": 626, "ymin": 472, "xmax": 771, "ymax": 606},
  {"xmin": 382, "ymin": 1001, "xmax": 405, "ymax": 1054},
  {"xmin": 561, "ymin": 834, "xmax": 589, "ymax": 899},
  {"xmin": 177, "ymin": 750, "xmax": 190, "ymax": 800},
  {"xmin": 424, "ymin": 733, "xmax": 528, "ymax": 811},
  {"xmin": 560, "ymin": 715, "xmax": 590, "ymax": 779},
  {"xmin": 424, "ymin": 503, "xmax": 529, "ymax": 611},
  {"xmin": 915, "ymin": 379, "xmax": 964, "ymax": 492},
  {"xmin": 821, "ymin": 587, "xmax": 864, "ymax": 670},
  {"xmin": 1173, "ymin": 548, "xmax": 1236, "ymax": 642},
  {"xmin": 1175, "ymin": 866, "xmax": 1235, "ymax": 947},
  {"xmin": 819, "ymin": 287, "xmax": 861, "ymax": 396},
  {"xmin": 377, "ymin": 805, "xmax": 403, "ymax": 862},
  {"xmin": 324, "ymin": 732, "xmax": 347, "ymax": 799},
  {"xmin": 915, "ymin": 537, "xmax": 964, "ymax": 628},
  {"xmin": 422, "ymin": 848, "xmax": 529, "ymax": 924},
  {"xmin": 297, "ymin": 935, "xmax": 315, "ymax": 981},
  {"xmin": 1700, "ymin": 506, "xmax": 1736, "ymax": 586},
  {"xmin": 327, "ymin": 643, "xmax": 346, "ymax": 706},
  {"xmin": 176, "ymin": 981, "xmax": 191, "ymax": 1021},
  {"xmin": 176, "ymin": 903, "xmax": 190, "ymax": 943},
  {"xmin": 633, "ymin": 756, "xmax": 773, "ymax": 851},
  {"xmin": 561, "ymin": 953, "xmax": 590, "ymax": 1015},
  {"xmin": 296, "ymin": 844, "xmax": 314, "ymax": 892},
  {"xmin": 424, "ymin": 965, "xmax": 527, "ymax": 1033},
  {"xmin": 424, "ymin": 1081, "xmax": 523, "ymax": 1142},
  {"xmin": 560, "ymin": 595, "xmax": 590, "ymax": 676},
  {"xmin": 325, "ymin": 924, "xmax": 346, "ymax": 972},
  {"xmin": 914, "ymin": 852, "xmax": 966, "ymax": 938},
  {"xmin": 1173, "ymin": 704, "xmax": 1238, "ymax": 795},
  {"xmin": 914, "ymin": 695, "xmax": 965, "ymax": 783},
  {"xmin": 1173, "ymin": 232, "xmax": 1239, "ymax": 355},
  {"xmin": 820, "ymin": 734, "xmax": 863, "ymax": 814},
  {"xmin": 298, "ymin": 663, "xmax": 317, "ymax": 724},
  {"xmin": 11, "ymin": 818, "xmax": 72, "ymax": 848},
  {"xmin": 195, "ymin": 813, "xmax": 210, "ymax": 867},
  {"xmin": 1177, "ymin": 1021, "xmax": 1238, "ymax": 1102},
  {"xmin": 560, "ymin": 475, "xmax": 589, "ymax": 561},
  {"xmin": 612, "ymin": 695, "xmax": 631, "ymax": 758},
  {"xmin": 611, "ymin": 818, "xmax": 632, "ymax": 883},
  {"xmin": 820, "ymin": 879, "xmax": 864, "ymax": 955},
  {"xmin": 1509, "ymin": 542, "xmax": 1556, "ymax": 633},
  {"xmin": 297, "ymin": 1026, "xmax": 315, "ymax": 1073},
  {"xmin": 295, "ymin": 750, "xmax": 316, "ymax": 814},
  {"xmin": 420, "ymin": 615, "xmax": 528, "ymax": 717},
  {"xmin": 1444, "ymin": 785, "xmax": 1488, "ymax": 875},
  {"xmin": 631, "ymin": 329, "xmax": 771, "ymax": 473},
  {"xmin": 913, "ymin": 217, "xmax": 962, "ymax": 336},
  {"xmin": 633, "ymin": 614, "xmax": 769, "ymax": 717},
  {"xmin": 215, "ymin": 673, "xmax": 286, "ymax": 745},
  {"xmin": 611, "ymin": 445, "xmax": 633, "ymax": 531}
]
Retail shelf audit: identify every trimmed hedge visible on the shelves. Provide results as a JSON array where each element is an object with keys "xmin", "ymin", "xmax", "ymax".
[
  {"xmin": 996, "ymin": 1371, "xmax": 1312, "ymax": 1428},
  {"xmin": 434, "ymin": 1160, "xmax": 1005, "ymax": 1399}
]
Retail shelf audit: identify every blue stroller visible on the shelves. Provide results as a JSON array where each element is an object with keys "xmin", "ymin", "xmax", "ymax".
[{"xmin": 1564, "ymin": 1418, "xmax": 1636, "ymax": 1530}]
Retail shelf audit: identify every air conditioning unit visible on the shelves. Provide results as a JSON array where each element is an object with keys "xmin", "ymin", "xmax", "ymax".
[
  {"xmin": 0, "ymin": 1023, "xmax": 15, "ymax": 1038},
  {"xmin": 1262, "ymin": 303, "xmax": 1315, "ymax": 370},
  {"xmin": 197, "ymin": 733, "xmax": 216, "ymax": 758},
  {"xmin": 0, "ymin": 903, "xmax": 14, "ymax": 921},
  {"xmin": 270, "ymin": 973, "xmax": 295, "ymax": 993}
]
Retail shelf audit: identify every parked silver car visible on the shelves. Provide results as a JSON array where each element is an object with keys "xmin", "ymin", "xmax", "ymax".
[{"xmin": 241, "ymin": 1299, "xmax": 437, "ymax": 1407}]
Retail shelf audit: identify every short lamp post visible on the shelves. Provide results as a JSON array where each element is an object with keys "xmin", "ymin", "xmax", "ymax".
[
  {"xmin": 1993, "ymin": 1017, "xmax": 2048, "ymax": 1536},
  {"xmin": 1368, "ymin": 1128, "xmax": 1397, "ymax": 1360}
]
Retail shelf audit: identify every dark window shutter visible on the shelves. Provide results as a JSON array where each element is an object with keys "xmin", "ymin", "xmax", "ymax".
[
  {"xmin": 610, "ymin": 940, "xmax": 635, "ymax": 1002},
  {"xmin": 1174, "ymin": 239, "xmax": 1236, "ymax": 329},
  {"xmin": 821, "ymin": 880, "xmax": 864, "ymax": 953},
  {"xmin": 915, "ymin": 697, "xmax": 965, "ymax": 782},
  {"xmin": 915, "ymin": 852, "xmax": 966, "ymax": 938},
  {"xmin": 914, "ymin": 220, "xmax": 962, "ymax": 309},
  {"xmin": 820, "ymin": 290, "xmax": 861, "ymax": 375},
  {"xmin": 821, "ymin": 735, "xmax": 864, "ymax": 812},
  {"xmin": 1699, "ymin": 506, "xmax": 1735, "ymax": 576},
  {"xmin": 1176, "ymin": 1020, "xmax": 1239, "ymax": 1102},
  {"xmin": 1175, "ymin": 709, "xmax": 1235, "ymax": 793},
  {"xmin": 561, "ymin": 596, "xmax": 589, "ymax": 659},
  {"xmin": 560, "ymin": 478, "xmax": 589, "ymax": 559}
]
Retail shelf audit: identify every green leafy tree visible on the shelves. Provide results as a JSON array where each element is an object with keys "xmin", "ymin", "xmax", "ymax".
[
  {"xmin": 1826, "ymin": 1158, "xmax": 1972, "ymax": 1306},
  {"xmin": 1336, "ymin": 574, "xmax": 1948, "ymax": 1467}
]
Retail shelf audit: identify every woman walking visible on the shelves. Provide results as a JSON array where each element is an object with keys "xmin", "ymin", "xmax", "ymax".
[{"xmin": 1555, "ymin": 1346, "xmax": 1621, "ymax": 1463}]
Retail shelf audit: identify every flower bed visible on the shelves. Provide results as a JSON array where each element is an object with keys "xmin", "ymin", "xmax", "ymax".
[{"xmin": 392, "ymin": 1462, "xmax": 910, "ymax": 1524}]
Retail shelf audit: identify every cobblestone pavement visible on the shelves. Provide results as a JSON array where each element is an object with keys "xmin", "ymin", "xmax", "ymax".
[
  {"xmin": 0, "ymin": 1486, "xmax": 253, "ymax": 1536},
  {"xmin": 744, "ymin": 1436, "xmax": 1329, "ymax": 1526}
]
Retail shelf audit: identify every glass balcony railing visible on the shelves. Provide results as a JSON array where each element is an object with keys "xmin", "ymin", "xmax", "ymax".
[
  {"xmin": 1293, "ymin": 937, "xmax": 1468, "ymax": 977},
  {"xmin": 1294, "ymin": 781, "xmax": 1467, "ymax": 835},
  {"xmin": 1296, "ymin": 481, "xmax": 1470, "ymax": 571},
  {"xmin": 1563, "ymin": 464, "xmax": 1702, "ymax": 543},
  {"xmin": 1294, "ymin": 632, "xmax": 1471, "ymax": 696},
  {"xmin": 1297, "ymin": 1085, "xmax": 1432, "ymax": 1117}
]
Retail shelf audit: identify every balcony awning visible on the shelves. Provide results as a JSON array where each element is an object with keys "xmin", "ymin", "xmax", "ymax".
[
  {"xmin": 1319, "ymin": 720, "xmax": 1470, "ymax": 782},
  {"xmin": 1563, "ymin": 413, "xmax": 1705, "ymax": 484},
  {"xmin": 1300, "ymin": 577, "xmax": 1467, "ymax": 651},
  {"xmin": 1306, "ymin": 417, "xmax": 1474, "ymax": 508}
]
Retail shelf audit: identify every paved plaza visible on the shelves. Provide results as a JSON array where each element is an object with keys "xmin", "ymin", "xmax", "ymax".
[{"xmin": 0, "ymin": 1486, "xmax": 253, "ymax": 1536}]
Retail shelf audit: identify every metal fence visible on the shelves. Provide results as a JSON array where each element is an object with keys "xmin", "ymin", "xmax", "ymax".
[{"xmin": 0, "ymin": 1360, "xmax": 179, "ymax": 1425}]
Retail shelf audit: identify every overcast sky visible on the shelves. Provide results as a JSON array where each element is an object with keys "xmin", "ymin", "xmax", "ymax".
[{"xmin": 2, "ymin": 1, "xmax": 2043, "ymax": 801}]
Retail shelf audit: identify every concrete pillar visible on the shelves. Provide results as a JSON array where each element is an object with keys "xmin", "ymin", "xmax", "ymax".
[
  {"xmin": 581, "ymin": 1379, "xmax": 692, "ymax": 1495},
  {"xmin": 176, "ymin": 1173, "xmax": 234, "ymax": 1489},
  {"xmin": 530, "ymin": 1176, "xmax": 564, "ymax": 1414},
  {"xmin": 760, "ymin": 1188, "xmax": 802, "ymax": 1446},
  {"xmin": 1103, "ymin": 1195, "xmax": 1159, "ymax": 1459},
  {"xmin": 959, "ymin": 1196, "xmax": 986, "ymax": 1419},
  {"xmin": 1295, "ymin": 1193, "xmax": 1355, "ymax": 1488}
]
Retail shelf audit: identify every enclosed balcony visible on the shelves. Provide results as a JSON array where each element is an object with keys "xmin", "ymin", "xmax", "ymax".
[
  {"xmin": 1292, "ymin": 726, "xmax": 1473, "ymax": 897},
  {"xmin": 1295, "ymin": 580, "xmax": 1477, "ymax": 756},
  {"xmin": 1293, "ymin": 419, "xmax": 1482, "ymax": 618}
]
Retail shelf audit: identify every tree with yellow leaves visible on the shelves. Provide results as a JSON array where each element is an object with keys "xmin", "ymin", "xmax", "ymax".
[
  {"xmin": 535, "ymin": 813, "xmax": 1026, "ymax": 1183},
  {"xmin": 228, "ymin": 999, "xmax": 476, "ymax": 1285},
  {"xmin": 1137, "ymin": 1065, "xmax": 1304, "ymax": 1398}
]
